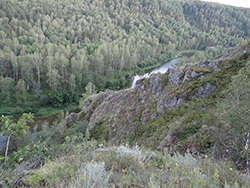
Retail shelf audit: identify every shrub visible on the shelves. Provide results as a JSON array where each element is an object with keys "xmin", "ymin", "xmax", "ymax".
[
  {"xmin": 71, "ymin": 161, "xmax": 111, "ymax": 188},
  {"xmin": 116, "ymin": 145, "xmax": 147, "ymax": 162}
]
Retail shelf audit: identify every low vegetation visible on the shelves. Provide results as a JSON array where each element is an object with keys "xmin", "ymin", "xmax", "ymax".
[{"xmin": 1, "ymin": 134, "xmax": 250, "ymax": 187}]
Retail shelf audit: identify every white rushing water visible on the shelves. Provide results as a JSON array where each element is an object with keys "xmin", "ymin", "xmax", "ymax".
[{"xmin": 131, "ymin": 58, "xmax": 179, "ymax": 88}]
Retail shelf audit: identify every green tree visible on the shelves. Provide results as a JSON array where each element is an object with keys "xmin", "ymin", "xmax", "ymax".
[
  {"xmin": 31, "ymin": 52, "xmax": 43, "ymax": 96},
  {"xmin": 219, "ymin": 61, "xmax": 250, "ymax": 134},
  {"xmin": 47, "ymin": 68, "xmax": 62, "ymax": 91},
  {"xmin": 214, "ymin": 61, "xmax": 250, "ymax": 167},
  {"xmin": 68, "ymin": 73, "xmax": 76, "ymax": 94},
  {"xmin": 0, "ymin": 113, "xmax": 34, "ymax": 163},
  {"xmin": 0, "ymin": 77, "xmax": 15, "ymax": 103},
  {"xmin": 79, "ymin": 82, "xmax": 97, "ymax": 108},
  {"xmin": 18, "ymin": 55, "xmax": 34, "ymax": 91},
  {"xmin": 16, "ymin": 79, "xmax": 27, "ymax": 103}
]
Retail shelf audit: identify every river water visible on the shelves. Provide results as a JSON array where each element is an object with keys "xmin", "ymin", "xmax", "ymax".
[
  {"xmin": 131, "ymin": 58, "xmax": 180, "ymax": 88},
  {"xmin": 0, "ymin": 132, "xmax": 6, "ymax": 151}
]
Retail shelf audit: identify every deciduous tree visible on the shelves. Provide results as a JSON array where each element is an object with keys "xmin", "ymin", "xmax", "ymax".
[{"xmin": 0, "ymin": 113, "xmax": 34, "ymax": 163}]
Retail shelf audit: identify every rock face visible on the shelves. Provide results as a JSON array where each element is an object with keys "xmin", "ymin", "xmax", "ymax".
[
  {"xmin": 168, "ymin": 67, "xmax": 184, "ymax": 86},
  {"xmin": 64, "ymin": 112, "xmax": 79, "ymax": 124},
  {"xmin": 197, "ymin": 83, "xmax": 216, "ymax": 98},
  {"xmin": 65, "ymin": 58, "xmax": 226, "ymax": 144}
]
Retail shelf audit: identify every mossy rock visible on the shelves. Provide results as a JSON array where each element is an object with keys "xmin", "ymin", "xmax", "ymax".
[{"xmin": 189, "ymin": 65, "xmax": 212, "ymax": 73}]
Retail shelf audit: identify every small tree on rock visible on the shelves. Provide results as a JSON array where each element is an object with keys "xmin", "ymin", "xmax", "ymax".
[
  {"xmin": 79, "ymin": 82, "xmax": 97, "ymax": 108},
  {"xmin": 0, "ymin": 113, "xmax": 34, "ymax": 163}
]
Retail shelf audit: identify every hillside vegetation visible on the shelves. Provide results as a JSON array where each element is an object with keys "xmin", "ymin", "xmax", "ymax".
[
  {"xmin": 0, "ymin": 41, "xmax": 250, "ymax": 188},
  {"xmin": 79, "ymin": 41, "xmax": 250, "ymax": 168},
  {"xmin": 0, "ymin": 0, "xmax": 249, "ymax": 114},
  {"xmin": 1, "ymin": 0, "xmax": 250, "ymax": 187}
]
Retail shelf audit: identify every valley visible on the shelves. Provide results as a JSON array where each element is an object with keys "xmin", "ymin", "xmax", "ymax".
[{"xmin": 0, "ymin": 0, "xmax": 250, "ymax": 187}]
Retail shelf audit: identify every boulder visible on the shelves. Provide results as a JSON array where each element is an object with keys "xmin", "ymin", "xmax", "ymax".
[
  {"xmin": 168, "ymin": 67, "xmax": 184, "ymax": 86},
  {"xmin": 197, "ymin": 83, "xmax": 216, "ymax": 97},
  {"xmin": 64, "ymin": 112, "xmax": 78, "ymax": 123}
]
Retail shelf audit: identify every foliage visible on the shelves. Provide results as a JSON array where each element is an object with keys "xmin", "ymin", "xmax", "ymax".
[
  {"xmin": 17, "ymin": 143, "xmax": 250, "ymax": 188},
  {"xmin": 116, "ymin": 145, "xmax": 148, "ymax": 162},
  {"xmin": 0, "ymin": 0, "xmax": 249, "ymax": 112},
  {"xmin": 218, "ymin": 61, "xmax": 250, "ymax": 133},
  {"xmin": 74, "ymin": 161, "xmax": 111, "ymax": 188},
  {"xmin": 1, "ymin": 103, "xmax": 250, "ymax": 187},
  {"xmin": 0, "ymin": 113, "xmax": 34, "ymax": 162},
  {"xmin": 0, "ymin": 1, "xmax": 249, "ymax": 185},
  {"xmin": 79, "ymin": 82, "xmax": 97, "ymax": 108},
  {"xmin": 212, "ymin": 61, "xmax": 250, "ymax": 168}
]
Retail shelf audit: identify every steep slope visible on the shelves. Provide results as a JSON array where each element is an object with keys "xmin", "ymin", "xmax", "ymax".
[{"xmin": 72, "ymin": 42, "xmax": 250, "ymax": 159}]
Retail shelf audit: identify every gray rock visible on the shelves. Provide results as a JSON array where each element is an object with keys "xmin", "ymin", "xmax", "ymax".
[
  {"xmin": 165, "ymin": 97, "xmax": 184, "ymax": 109},
  {"xmin": 198, "ymin": 60, "xmax": 220, "ymax": 71},
  {"xmin": 157, "ymin": 104, "xmax": 166, "ymax": 114},
  {"xmin": 148, "ymin": 74, "xmax": 163, "ymax": 96},
  {"xmin": 166, "ymin": 97, "xmax": 179, "ymax": 109},
  {"xmin": 158, "ymin": 117, "xmax": 185, "ymax": 149},
  {"xmin": 197, "ymin": 83, "xmax": 216, "ymax": 97},
  {"xmin": 183, "ymin": 65, "xmax": 192, "ymax": 83},
  {"xmin": 168, "ymin": 68, "xmax": 184, "ymax": 86},
  {"xmin": 191, "ymin": 70, "xmax": 204, "ymax": 78},
  {"xmin": 74, "ymin": 55, "xmax": 224, "ymax": 144},
  {"xmin": 198, "ymin": 60, "xmax": 210, "ymax": 67},
  {"xmin": 82, "ymin": 99, "xmax": 91, "ymax": 111},
  {"xmin": 159, "ymin": 134, "xmax": 173, "ymax": 148},
  {"xmin": 65, "ymin": 112, "xmax": 78, "ymax": 123},
  {"xmin": 150, "ymin": 113, "xmax": 158, "ymax": 119},
  {"xmin": 207, "ymin": 61, "xmax": 220, "ymax": 71}
]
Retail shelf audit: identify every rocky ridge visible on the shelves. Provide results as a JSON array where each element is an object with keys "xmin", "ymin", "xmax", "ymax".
[
  {"xmin": 72, "ymin": 62, "xmax": 217, "ymax": 139},
  {"xmin": 65, "ymin": 43, "xmax": 250, "ymax": 150}
]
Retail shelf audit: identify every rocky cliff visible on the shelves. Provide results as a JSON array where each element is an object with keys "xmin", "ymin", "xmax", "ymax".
[{"xmin": 66, "ymin": 42, "xmax": 250, "ymax": 153}]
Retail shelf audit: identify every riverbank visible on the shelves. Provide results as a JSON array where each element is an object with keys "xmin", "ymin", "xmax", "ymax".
[{"xmin": 0, "ymin": 104, "xmax": 79, "ymax": 117}]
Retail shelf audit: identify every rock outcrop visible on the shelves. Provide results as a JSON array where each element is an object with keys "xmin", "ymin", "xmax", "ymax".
[
  {"xmin": 65, "ymin": 59, "xmax": 224, "ymax": 143},
  {"xmin": 65, "ymin": 43, "xmax": 250, "ymax": 148}
]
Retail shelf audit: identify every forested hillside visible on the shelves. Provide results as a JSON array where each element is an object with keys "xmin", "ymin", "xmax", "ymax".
[
  {"xmin": 1, "ymin": 41, "xmax": 250, "ymax": 188},
  {"xmin": 0, "ymin": 0, "xmax": 249, "ymax": 113}
]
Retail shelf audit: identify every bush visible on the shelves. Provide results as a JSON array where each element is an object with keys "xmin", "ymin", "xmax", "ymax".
[
  {"xmin": 48, "ymin": 92, "xmax": 63, "ymax": 107},
  {"xmin": 116, "ymin": 145, "xmax": 147, "ymax": 162},
  {"xmin": 72, "ymin": 161, "xmax": 111, "ymax": 188}
]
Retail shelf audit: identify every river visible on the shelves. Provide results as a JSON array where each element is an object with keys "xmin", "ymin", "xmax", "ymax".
[
  {"xmin": 0, "ymin": 132, "xmax": 6, "ymax": 151},
  {"xmin": 131, "ymin": 58, "xmax": 180, "ymax": 88}
]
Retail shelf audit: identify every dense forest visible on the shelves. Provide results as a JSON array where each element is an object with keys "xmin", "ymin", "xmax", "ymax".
[{"xmin": 0, "ymin": 0, "xmax": 249, "ymax": 113}]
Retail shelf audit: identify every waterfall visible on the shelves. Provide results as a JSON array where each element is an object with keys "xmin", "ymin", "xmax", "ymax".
[
  {"xmin": 131, "ymin": 58, "xmax": 180, "ymax": 88},
  {"xmin": 131, "ymin": 74, "xmax": 149, "ymax": 88}
]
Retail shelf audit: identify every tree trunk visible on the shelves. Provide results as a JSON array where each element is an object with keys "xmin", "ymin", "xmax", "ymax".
[
  {"xmin": 4, "ymin": 135, "xmax": 11, "ymax": 163},
  {"xmin": 35, "ymin": 65, "xmax": 41, "ymax": 96},
  {"xmin": 245, "ymin": 132, "xmax": 250, "ymax": 173}
]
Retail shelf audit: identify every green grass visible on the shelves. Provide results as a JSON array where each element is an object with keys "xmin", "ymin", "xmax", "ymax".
[
  {"xmin": 0, "ymin": 104, "xmax": 79, "ymax": 117},
  {"xmin": 35, "ymin": 104, "xmax": 79, "ymax": 117}
]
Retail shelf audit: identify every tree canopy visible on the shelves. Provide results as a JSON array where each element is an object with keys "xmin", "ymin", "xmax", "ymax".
[{"xmin": 0, "ymin": 0, "xmax": 249, "ymax": 111}]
